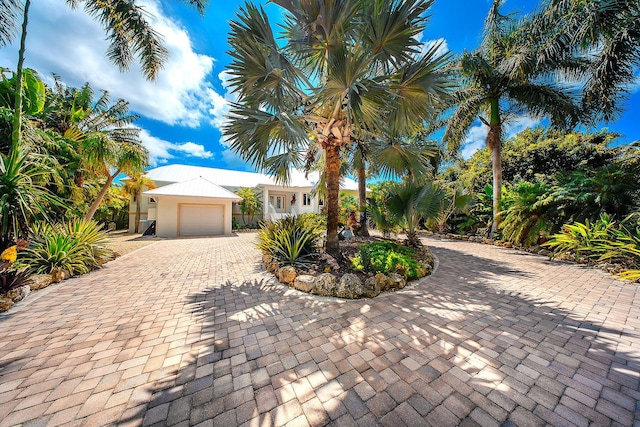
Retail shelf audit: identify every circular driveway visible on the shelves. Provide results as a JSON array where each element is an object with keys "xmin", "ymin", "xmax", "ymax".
[{"xmin": 0, "ymin": 233, "xmax": 638, "ymax": 426}]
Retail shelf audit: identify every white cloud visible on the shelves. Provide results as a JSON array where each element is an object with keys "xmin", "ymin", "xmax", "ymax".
[
  {"xmin": 461, "ymin": 125, "xmax": 488, "ymax": 159},
  {"xmin": 0, "ymin": 0, "xmax": 219, "ymax": 127},
  {"xmin": 208, "ymin": 70, "xmax": 239, "ymax": 144},
  {"xmin": 460, "ymin": 115, "xmax": 540, "ymax": 159},
  {"xmin": 138, "ymin": 129, "xmax": 213, "ymax": 166},
  {"xmin": 504, "ymin": 115, "xmax": 541, "ymax": 137},
  {"xmin": 421, "ymin": 38, "xmax": 449, "ymax": 57}
]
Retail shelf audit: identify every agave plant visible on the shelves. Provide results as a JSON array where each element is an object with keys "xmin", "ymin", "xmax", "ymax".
[
  {"xmin": 22, "ymin": 219, "xmax": 112, "ymax": 275},
  {"xmin": 257, "ymin": 216, "xmax": 322, "ymax": 268}
]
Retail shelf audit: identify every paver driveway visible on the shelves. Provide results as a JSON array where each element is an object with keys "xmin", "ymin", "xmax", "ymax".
[{"xmin": 1, "ymin": 233, "xmax": 639, "ymax": 427}]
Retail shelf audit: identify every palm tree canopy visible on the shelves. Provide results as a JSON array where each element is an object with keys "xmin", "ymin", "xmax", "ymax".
[
  {"xmin": 225, "ymin": 0, "xmax": 454, "ymax": 181},
  {"xmin": 1, "ymin": 0, "xmax": 209, "ymax": 80},
  {"xmin": 524, "ymin": 0, "xmax": 640, "ymax": 123},
  {"xmin": 444, "ymin": 0, "xmax": 580, "ymax": 153}
]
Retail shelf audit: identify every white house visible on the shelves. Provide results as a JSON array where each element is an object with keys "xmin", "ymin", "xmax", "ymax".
[{"xmin": 129, "ymin": 164, "xmax": 362, "ymax": 237}]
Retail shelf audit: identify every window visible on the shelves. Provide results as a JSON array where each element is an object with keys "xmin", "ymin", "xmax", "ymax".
[
  {"xmin": 149, "ymin": 197, "xmax": 157, "ymax": 204},
  {"xmin": 318, "ymin": 199, "xmax": 324, "ymax": 206},
  {"xmin": 303, "ymin": 193, "xmax": 312, "ymax": 206}
]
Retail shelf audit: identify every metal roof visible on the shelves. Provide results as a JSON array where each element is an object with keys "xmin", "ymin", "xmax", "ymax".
[
  {"xmin": 143, "ymin": 176, "xmax": 242, "ymax": 200},
  {"xmin": 143, "ymin": 164, "xmax": 360, "ymax": 191}
]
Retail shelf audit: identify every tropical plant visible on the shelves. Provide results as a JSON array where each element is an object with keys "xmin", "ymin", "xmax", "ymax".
[
  {"xmin": 386, "ymin": 181, "xmax": 446, "ymax": 246},
  {"xmin": 124, "ymin": 174, "xmax": 156, "ymax": 233},
  {"xmin": 351, "ymin": 241, "xmax": 425, "ymax": 280},
  {"xmin": 551, "ymin": 161, "xmax": 640, "ymax": 223},
  {"xmin": 526, "ymin": 0, "xmax": 640, "ymax": 122},
  {"xmin": 22, "ymin": 219, "xmax": 112, "ymax": 275},
  {"xmin": 444, "ymin": 0, "xmax": 579, "ymax": 236},
  {"xmin": 544, "ymin": 214, "xmax": 640, "ymax": 281},
  {"xmin": 257, "ymin": 216, "xmax": 323, "ymax": 267},
  {"xmin": 224, "ymin": 0, "xmax": 453, "ymax": 255},
  {"xmin": 498, "ymin": 181, "xmax": 555, "ymax": 246},
  {"xmin": 0, "ymin": 268, "xmax": 30, "ymax": 295},
  {"xmin": 0, "ymin": 144, "xmax": 62, "ymax": 249},
  {"xmin": 367, "ymin": 198, "xmax": 402, "ymax": 239},
  {"xmin": 429, "ymin": 186, "xmax": 473, "ymax": 233},
  {"xmin": 236, "ymin": 187, "xmax": 262, "ymax": 227},
  {"xmin": 72, "ymin": 92, "xmax": 148, "ymax": 221},
  {"xmin": 543, "ymin": 214, "xmax": 617, "ymax": 261}
]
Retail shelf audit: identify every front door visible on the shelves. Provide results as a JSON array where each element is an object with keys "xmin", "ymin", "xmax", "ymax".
[{"xmin": 269, "ymin": 195, "xmax": 286, "ymax": 213}]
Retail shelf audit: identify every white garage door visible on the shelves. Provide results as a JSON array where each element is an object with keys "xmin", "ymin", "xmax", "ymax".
[{"xmin": 179, "ymin": 205, "xmax": 224, "ymax": 236}]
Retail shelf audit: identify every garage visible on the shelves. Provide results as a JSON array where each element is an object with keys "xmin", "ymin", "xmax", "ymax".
[
  {"xmin": 143, "ymin": 177, "xmax": 242, "ymax": 238},
  {"xmin": 179, "ymin": 204, "xmax": 224, "ymax": 236}
]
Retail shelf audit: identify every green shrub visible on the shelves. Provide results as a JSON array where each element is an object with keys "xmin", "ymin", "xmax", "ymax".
[
  {"xmin": 544, "ymin": 214, "xmax": 640, "ymax": 281},
  {"xmin": 257, "ymin": 215, "xmax": 322, "ymax": 267},
  {"xmin": 22, "ymin": 219, "xmax": 112, "ymax": 275},
  {"xmin": 499, "ymin": 181, "xmax": 554, "ymax": 246},
  {"xmin": 351, "ymin": 241, "xmax": 424, "ymax": 280}
]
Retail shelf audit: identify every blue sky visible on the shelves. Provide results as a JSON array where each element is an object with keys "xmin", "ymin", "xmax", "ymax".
[{"xmin": 0, "ymin": 0, "xmax": 638, "ymax": 170}]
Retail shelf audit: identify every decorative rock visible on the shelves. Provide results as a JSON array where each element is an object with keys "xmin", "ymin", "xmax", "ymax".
[
  {"xmin": 7, "ymin": 285, "xmax": 30, "ymax": 302},
  {"xmin": 335, "ymin": 273, "xmax": 363, "ymax": 299},
  {"xmin": 314, "ymin": 273, "xmax": 338, "ymax": 297},
  {"xmin": 387, "ymin": 273, "xmax": 406, "ymax": 290},
  {"xmin": 262, "ymin": 253, "xmax": 272, "ymax": 266},
  {"xmin": 375, "ymin": 273, "xmax": 392, "ymax": 291},
  {"xmin": 0, "ymin": 296, "xmax": 13, "ymax": 312},
  {"xmin": 293, "ymin": 275, "xmax": 316, "ymax": 293},
  {"xmin": 363, "ymin": 277, "xmax": 381, "ymax": 298},
  {"xmin": 51, "ymin": 269, "xmax": 65, "ymax": 283},
  {"xmin": 503, "ymin": 242, "xmax": 513, "ymax": 248},
  {"xmin": 29, "ymin": 274, "xmax": 53, "ymax": 290},
  {"xmin": 278, "ymin": 266, "xmax": 297, "ymax": 284},
  {"xmin": 538, "ymin": 249, "xmax": 551, "ymax": 257},
  {"xmin": 267, "ymin": 260, "xmax": 280, "ymax": 274}
]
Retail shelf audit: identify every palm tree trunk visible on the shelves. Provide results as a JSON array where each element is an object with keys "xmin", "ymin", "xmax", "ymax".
[
  {"xmin": 85, "ymin": 170, "xmax": 119, "ymax": 221},
  {"xmin": 357, "ymin": 159, "xmax": 369, "ymax": 237},
  {"xmin": 10, "ymin": 0, "xmax": 31, "ymax": 153},
  {"xmin": 487, "ymin": 98, "xmax": 502, "ymax": 237},
  {"xmin": 325, "ymin": 142, "xmax": 341, "ymax": 256},
  {"xmin": 134, "ymin": 188, "xmax": 141, "ymax": 233}
]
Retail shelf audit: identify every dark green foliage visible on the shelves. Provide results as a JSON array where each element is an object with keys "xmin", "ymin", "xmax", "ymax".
[
  {"xmin": 451, "ymin": 128, "xmax": 619, "ymax": 193},
  {"xmin": 257, "ymin": 216, "xmax": 323, "ymax": 267},
  {"xmin": 0, "ymin": 268, "xmax": 30, "ymax": 294},
  {"xmin": 351, "ymin": 241, "xmax": 423, "ymax": 280},
  {"xmin": 499, "ymin": 182, "xmax": 554, "ymax": 246}
]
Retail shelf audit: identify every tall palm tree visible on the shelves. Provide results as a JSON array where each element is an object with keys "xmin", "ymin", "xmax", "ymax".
[
  {"xmin": 224, "ymin": 0, "xmax": 453, "ymax": 255},
  {"xmin": 444, "ymin": 0, "xmax": 578, "ymax": 236}
]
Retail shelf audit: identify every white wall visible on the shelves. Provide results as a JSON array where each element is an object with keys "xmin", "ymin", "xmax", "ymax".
[{"xmin": 155, "ymin": 195, "xmax": 235, "ymax": 237}]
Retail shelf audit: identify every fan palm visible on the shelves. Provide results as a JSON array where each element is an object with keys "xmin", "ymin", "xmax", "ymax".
[
  {"xmin": 224, "ymin": 0, "xmax": 453, "ymax": 255},
  {"xmin": 386, "ymin": 180, "xmax": 445, "ymax": 246},
  {"xmin": 444, "ymin": 0, "xmax": 579, "ymax": 237}
]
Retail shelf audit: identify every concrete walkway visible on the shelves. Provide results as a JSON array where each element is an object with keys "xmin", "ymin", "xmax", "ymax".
[{"xmin": 0, "ymin": 233, "xmax": 639, "ymax": 426}]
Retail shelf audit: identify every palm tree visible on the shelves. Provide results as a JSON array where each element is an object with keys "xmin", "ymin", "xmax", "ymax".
[
  {"xmin": 386, "ymin": 180, "xmax": 445, "ymax": 247},
  {"xmin": 525, "ymin": 0, "xmax": 640, "ymax": 122},
  {"xmin": 2, "ymin": 0, "xmax": 207, "ymax": 157},
  {"xmin": 224, "ymin": 0, "xmax": 453, "ymax": 255},
  {"xmin": 444, "ymin": 0, "xmax": 578, "ymax": 236},
  {"xmin": 62, "ymin": 90, "xmax": 149, "ymax": 221},
  {"xmin": 124, "ymin": 174, "xmax": 156, "ymax": 233}
]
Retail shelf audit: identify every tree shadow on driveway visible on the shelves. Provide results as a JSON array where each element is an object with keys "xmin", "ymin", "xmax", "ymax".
[{"xmin": 124, "ymin": 242, "xmax": 640, "ymax": 426}]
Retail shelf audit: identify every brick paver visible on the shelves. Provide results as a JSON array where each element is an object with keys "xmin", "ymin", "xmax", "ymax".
[{"xmin": 1, "ymin": 233, "xmax": 639, "ymax": 426}]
